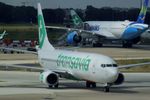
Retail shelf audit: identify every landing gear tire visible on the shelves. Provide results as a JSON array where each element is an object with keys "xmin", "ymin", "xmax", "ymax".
[
  {"xmin": 48, "ymin": 85, "xmax": 53, "ymax": 88},
  {"xmin": 92, "ymin": 83, "xmax": 96, "ymax": 88},
  {"xmin": 54, "ymin": 83, "xmax": 59, "ymax": 88},
  {"xmin": 92, "ymin": 43, "xmax": 103, "ymax": 47},
  {"xmin": 86, "ymin": 81, "xmax": 91, "ymax": 88},
  {"xmin": 104, "ymin": 86, "xmax": 110, "ymax": 92},
  {"xmin": 122, "ymin": 42, "xmax": 132, "ymax": 48},
  {"xmin": 86, "ymin": 81, "xmax": 96, "ymax": 88},
  {"xmin": 48, "ymin": 83, "xmax": 59, "ymax": 88}
]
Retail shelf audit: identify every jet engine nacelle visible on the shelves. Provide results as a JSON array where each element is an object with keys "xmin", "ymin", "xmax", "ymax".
[
  {"xmin": 113, "ymin": 73, "xmax": 124, "ymax": 85},
  {"xmin": 67, "ymin": 31, "xmax": 82, "ymax": 44},
  {"xmin": 39, "ymin": 71, "xmax": 59, "ymax": 86}
]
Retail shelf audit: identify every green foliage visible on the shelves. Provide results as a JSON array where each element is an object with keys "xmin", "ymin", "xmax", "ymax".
[
  {"xmin": 0, "ymin": 24, "xmax": 65, "ymax": 41},
  {"xmin": 0, "ymin": 2, "xmax": 150, "ymax": 24}
]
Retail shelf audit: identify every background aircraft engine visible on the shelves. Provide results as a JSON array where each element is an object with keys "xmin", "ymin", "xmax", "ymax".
[
  {"xmin": 113, "ymin": 73, "xmax": 124, "ymax": 85},
  {"xmin": 40, "ymin": 71, "xmax": 59, "ymax": 86},
  {"xmin": 67, "ymin": 31, "xmax": 82, "ymax": 44}
]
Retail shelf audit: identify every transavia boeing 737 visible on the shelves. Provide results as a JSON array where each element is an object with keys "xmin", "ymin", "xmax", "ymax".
[
  {"xmin": 47, "ymin": 0, "xmax": 149, "ymax": 48},
  {"xmin": 1, "ymin": 3, "xmax": 150, "ymax": 92}
]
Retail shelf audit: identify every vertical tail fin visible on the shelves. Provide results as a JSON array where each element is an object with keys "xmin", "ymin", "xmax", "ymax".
[
  {"xmin": 136, "ymin": 0, "xmax": 149, "ymax": 23},
  {"xmin": 37, "ymin": 3, "xmax": 55, "ymax": 51},
  {"xmin": 0, "ymin": 30, "xmax": 6, "ymax": 40},
  {"xmin": 70, "ymin": 9, "xmax": 83, "ymax": 27}
]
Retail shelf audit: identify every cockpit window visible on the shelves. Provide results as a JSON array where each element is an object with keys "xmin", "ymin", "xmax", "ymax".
[
  {"xmin": 101, "ymin": 64, "xmax": 105, "ymax": 68},
  {"xmin": 101, "ymin": 64, "xmax": 118, "ymax": 68},
  {"xmin": 113, "ymin": 64, "xmax": 118, "ymax": 67},
  {"xmin": 107, "ymin": 64, "xmax": 112, "ymax": 67}
]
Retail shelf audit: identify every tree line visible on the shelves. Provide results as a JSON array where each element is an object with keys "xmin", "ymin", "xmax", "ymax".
[{"xmin": 0, "ymin": 2, "xmax": 150, "ymax": 24}]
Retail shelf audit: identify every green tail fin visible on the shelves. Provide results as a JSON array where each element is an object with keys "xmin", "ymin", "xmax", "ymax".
[
  {"xmin": 37, "ymin": 3, "xmax": 54, "ymax": 50},
  {"xmin": 70, "ymin": 9, "xmax": 83, "ymax": 27}
]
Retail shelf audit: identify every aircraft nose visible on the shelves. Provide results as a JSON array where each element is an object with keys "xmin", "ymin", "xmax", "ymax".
[
  {"xmin": 109, "ymin": 69, "xmax": 118, "ymax": 77},
  {"xmin": 106, "ymin": 68, "xmax": 118, "ymax": 83}
]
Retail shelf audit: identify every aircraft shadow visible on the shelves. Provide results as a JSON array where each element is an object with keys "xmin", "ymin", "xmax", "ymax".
[{"xmin": 1, "ymin": 81, "xmax": 150, "ymax": 93}]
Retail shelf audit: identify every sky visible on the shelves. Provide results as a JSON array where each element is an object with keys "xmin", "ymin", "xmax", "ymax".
[{"xmin": 0, "ymin": 0, "xmax": 144, "ymax": 9}]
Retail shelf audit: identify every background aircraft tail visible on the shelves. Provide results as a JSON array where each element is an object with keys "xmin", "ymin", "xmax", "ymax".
[
  {"xmin": 70, "ymin": 9, "xmax": 83, "ymax": 27},
  {"xmin": 0, "ymin": 30, "xmax": 6, "ymax": 39},
  {"xmin": 136, "ymin": 0, "xmax": 149, "ymax": 23},
  {"xmin": 37, "ymin": 3, "xmax": 55, "ymax": 52}
]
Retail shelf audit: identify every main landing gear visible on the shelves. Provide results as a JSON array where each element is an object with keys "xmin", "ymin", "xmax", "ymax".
[
  {"xmin": 122, "ymin": 41, "xmax": 133, "ymax": 48},
  {"xmin": 86, "ymin": 81, "xmax": 96, "ymax": 88},
  {"xmin": 104, "ymin": 86, "xmax": 110, "ymax": 92},
  {"xmin": 92, "ymin": 43, "xmax": 103, "ymax": 47},
  {"xmin": 48, "ymin": 83, "xmax": 59, "ymax": 88}
]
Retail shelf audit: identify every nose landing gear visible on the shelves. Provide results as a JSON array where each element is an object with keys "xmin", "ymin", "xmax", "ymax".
[
  {"xmin": 85, "ymin": 81, "xmax": 113, "ymax": 92},
  {"xmin": 104, "ymin": 83, "xmax": 111, "ymax": 92}
]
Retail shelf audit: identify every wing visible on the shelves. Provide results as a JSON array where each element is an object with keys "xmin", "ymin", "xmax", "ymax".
[
  {"xmin": 0, "ymin": 63, "xmax": 79, "ymax": 80},
  {"xmin": 118, "ymin": 62, "xmax": 150, "ymax": 69},
  {"xmin": 0, "ymin": 47, "xmax": 77, "ymax": 79},
  {"xmin": 52, "ymin": 69, "xmax": 80, "ymax": 80},
  {"xmin": 0, "ymin": 63, "xmax": 43, "ymax": 71}
]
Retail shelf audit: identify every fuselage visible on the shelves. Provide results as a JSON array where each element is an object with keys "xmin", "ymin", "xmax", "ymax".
[
  {"xmin": 83, "ymin": 21, "xmax": 132, "ymax": 39},
  {"xmin": 83, "ymin": 21, "xmax": 148, "ymax": 40},
  {"xmin": 38, "ymin": 49, "xmax": 119, "ymax": 84}
]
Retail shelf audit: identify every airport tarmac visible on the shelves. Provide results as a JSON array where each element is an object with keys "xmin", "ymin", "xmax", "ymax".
[
  {"xmin": 0, "ymin": 71, "xmax": 150, "ymax": 100},
  {"xmin": 76, "ymin": 45, "xmax": 150, "ymax": 60}
]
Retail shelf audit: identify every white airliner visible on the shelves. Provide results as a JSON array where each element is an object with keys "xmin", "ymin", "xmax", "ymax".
[
  {"xmin": 1, "ymin": 3, "xmax": 150, "ymax": 92},
  {"xmin": 0, "ymin": 30, "xmax": 7, "ymax": 40},
  {"xmin": 47, "ymin": 0, "xmax": 149, "ymax": 48}
]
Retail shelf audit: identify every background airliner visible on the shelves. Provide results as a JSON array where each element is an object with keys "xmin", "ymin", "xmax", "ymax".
[
  {"xmin": 47, "ymin": 0, "xmax": 149, "ymax": 48},
  {"xmin": 1, "ymin": 3, "xmax": 150, "ymax": 92}
]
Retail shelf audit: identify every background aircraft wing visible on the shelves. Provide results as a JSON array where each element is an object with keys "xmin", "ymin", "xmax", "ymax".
[
  {"xmin": 46, "ymin": 26, "xmax": 107, "ymax": 37},
  {"xmin": 0, "ymin": 47, "xmax": 37, "ymax": 55},
  {"xmin": 118, "ymin": 62, "xmax": 150, "ymax": 69}
]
